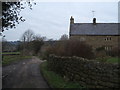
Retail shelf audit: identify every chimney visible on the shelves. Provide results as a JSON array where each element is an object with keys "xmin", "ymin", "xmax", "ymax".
[
  {"xmin": 93, "ymin": 18, "xmax": 96, "ymax": 24},
  {"xmin": 70, "ymin": 16, "xmax": 74, "ymax": 24}
]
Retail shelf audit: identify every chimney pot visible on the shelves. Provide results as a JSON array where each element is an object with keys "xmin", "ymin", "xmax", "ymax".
[
  {"xmin": 70, "ymin": 16, "xmax": 74, "ymax": 24},
  {"xmin": 93, "ymin": 18, "xmax": 96, "ymax": 24}
]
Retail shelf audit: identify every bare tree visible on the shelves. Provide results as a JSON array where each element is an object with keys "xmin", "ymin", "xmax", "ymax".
[
  {"xmin": 33, "ymin": 35, "xmax": 46, "ymax": 41},
  {"xmin": 20, "ymin": 29, "xmax": 34, "ymax": 55},
  {"xmin": 59, "ymin": 34, "xmax": 69, "ymax": 41},
  {"xmin": 21, "ymin": 29, "xmax": 34, "ymax": 42},
  {"xmin": 20, "ymin": 30, "xmax": 46, "ymax": 55}
]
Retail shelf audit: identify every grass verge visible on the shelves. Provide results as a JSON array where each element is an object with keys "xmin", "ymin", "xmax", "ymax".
[
  {"xmin": 40, "ymin": 61, "xmax": 83, "ymax": 88},
  {"xmin": 96, "ymin": 57, "xmax": 119, "ymax": 63},
  {"xmin": 106, "ymin": 57, "xmax": 120, "ymax": 63},
  {"xmin": 2, "ymin": 55, "xmax": 32, "ymax": 66}
]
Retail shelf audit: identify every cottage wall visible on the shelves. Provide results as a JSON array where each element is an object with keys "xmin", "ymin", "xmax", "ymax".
[{"xmin": 70, "ymin": 35, "xmax": 119, "ymax": 50}]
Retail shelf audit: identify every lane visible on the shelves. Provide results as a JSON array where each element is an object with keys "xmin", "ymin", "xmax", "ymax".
[{"xmin": 2, "ymin": 56, "xmax": 49, "ymax": 88}]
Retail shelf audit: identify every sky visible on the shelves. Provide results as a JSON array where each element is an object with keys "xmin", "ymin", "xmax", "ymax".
[{"xmin": 3, "ymin": 0, "xmax": 119, "ymax": 41}]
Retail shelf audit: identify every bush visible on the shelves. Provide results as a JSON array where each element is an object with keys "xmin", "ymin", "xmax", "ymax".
[
  {"xmin": 29, "ymin": 40, "xmax": 44, "ymax": 55},
  {"xmin": 95, "ymin": 47, "xmax": 107, "ymax": 58},
  {"xmin": 44, "ymin": 40, "xmax": 95, "ymax": 59}
]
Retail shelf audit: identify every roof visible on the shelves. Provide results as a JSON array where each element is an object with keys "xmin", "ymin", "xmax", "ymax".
[{"xmin": 70, "ymin": 23, "xmax": 119, "ymax": 36}]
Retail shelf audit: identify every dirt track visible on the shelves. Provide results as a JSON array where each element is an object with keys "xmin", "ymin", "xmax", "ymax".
[{"xmin": 2, "ymin": 56, "xmax": 49, "ymax": 88}]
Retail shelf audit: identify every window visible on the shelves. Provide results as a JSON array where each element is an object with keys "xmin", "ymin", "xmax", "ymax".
[
  {"xmin": 109, "ymin": 37, "xmax": 111, "ymax": 40},
  {"xmin": 105, "ymin": 46, "xmax": 112, "ymax": 51},
  {"xmin": 105, "ymin": 37, "xmax": 111, "ymax": 41},
  {"xmin": 105, "ymin": 46, "xmax": 112, "ymax": 55}
]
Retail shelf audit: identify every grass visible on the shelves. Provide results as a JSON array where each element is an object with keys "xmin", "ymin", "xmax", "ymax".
[
  {"xmin": 2, "ymin": 52, "xmax": 20, "ymax": 55},
  {"xmin": 40, "ymin": 61, "xmax": 83, "ymax": 88},
  {"xmin": 96, "ymin": 57, "xmax": 120, "ymax": 64},
  {"xmin": 2, "ymin": 55, "xmax": 32, "ymax": 66},
  {"xmin": 106, "ymin": 57, "xmax": 120, "ymax": 63}
]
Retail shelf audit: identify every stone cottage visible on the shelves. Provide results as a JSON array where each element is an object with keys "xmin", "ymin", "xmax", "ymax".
[{"xmin": 69, "ymin": 16, "xmax": 120, "ymax": 53}]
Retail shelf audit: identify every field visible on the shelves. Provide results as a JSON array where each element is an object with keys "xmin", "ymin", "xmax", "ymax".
[
  {"xmin": 2, "ymin": 55, "xmax": 32, "ymax": 66},
  {"xmin": 2, "ymin": 52, "xmax": 20, "ymax": 55}
]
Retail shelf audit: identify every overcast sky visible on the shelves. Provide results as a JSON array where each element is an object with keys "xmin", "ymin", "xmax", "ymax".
[{"xmin": 3, "ymin": 1, "xmax": 119, "ymax": 41}]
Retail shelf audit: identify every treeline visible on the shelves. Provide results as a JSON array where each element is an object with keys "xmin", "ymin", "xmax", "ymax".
[
  {"xmin": 17, "ymin": 29, "xmax": 95, "ymax": 59},
  {"xmin": 18, "ymin": 29, "xmax": 46, "ymax": 56},
  {"xmin": 3, "ymin": 29, "xmax": 119, "ymax": 59}
]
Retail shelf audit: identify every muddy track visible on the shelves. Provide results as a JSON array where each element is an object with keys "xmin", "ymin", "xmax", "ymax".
[{"xmin": 2, "ymin": 56, "xmax": 50, "ymax": 88}]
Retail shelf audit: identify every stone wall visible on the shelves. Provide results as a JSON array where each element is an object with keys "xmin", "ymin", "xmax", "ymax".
[{"xmin": 48, "ymin": 55, "xmax": 120, "ymax": 88}]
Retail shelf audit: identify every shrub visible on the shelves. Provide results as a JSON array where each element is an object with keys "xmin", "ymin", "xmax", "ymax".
[
  {"xmin": 96, "ymin": 46, "xmax": 105, "ymax": 52},
  {"xmin": 29, "ymin": 40, "xmax": 44, "ymax": 55},
  {"xmin": 44, "ymin": 40, "xmax": 95, "ymax": 59},
  {"xmin": 95, "ymin": 47, "xmax": 107, "ymax": 58}
]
